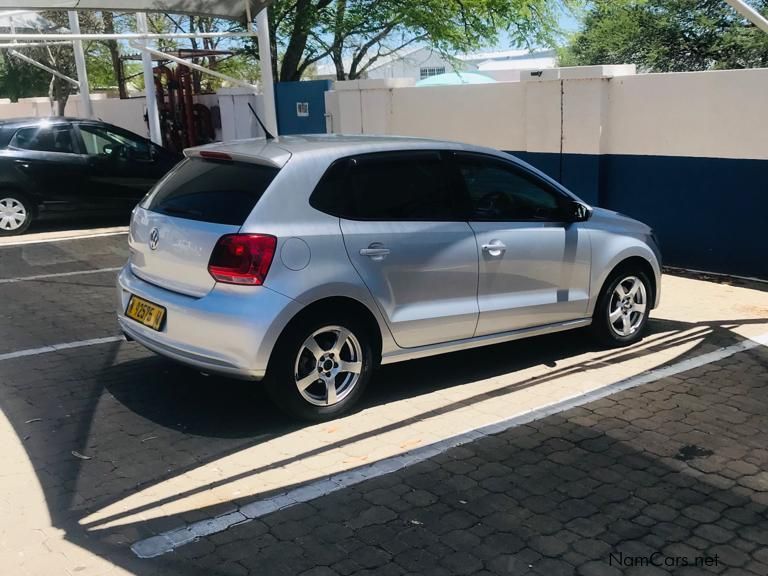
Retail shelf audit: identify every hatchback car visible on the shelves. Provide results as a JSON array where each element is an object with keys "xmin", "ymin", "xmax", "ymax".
[
  {"xmin": 0, "ymin": 117, "xmax": 181, "ymax": 235},
  {"xmin": 117, "ymin": 135, "xmax": 661, "ymax": 420}
]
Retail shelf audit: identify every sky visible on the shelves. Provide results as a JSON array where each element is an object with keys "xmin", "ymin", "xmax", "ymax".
[
  {"xmin": 560, "ymin": 10, "xmax": 583, "ymax": 33},
  {"xmin": 493, "ymin": 7, "xmax": 583, "ymax": 51}
]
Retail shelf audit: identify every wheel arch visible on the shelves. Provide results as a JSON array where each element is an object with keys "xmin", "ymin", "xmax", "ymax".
[
  {"xmin": 0, "ymin": 186, "xmax": 38, "ymax": 217},
  {"xmin": 592, "ymin": 255, "xmax": 659, "ymax": 316},
  {"xmin": 267, "ymin": 295, "xmax": 384, "ymax": 371}
]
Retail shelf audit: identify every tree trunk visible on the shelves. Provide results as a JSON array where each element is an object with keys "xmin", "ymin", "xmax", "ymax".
[
  {"xmin": 49, "ymin": 77, "xmax": 69, "ymax": 116},
  {"xmin": 332, "ymin": 0, "xmax": 347, "ymax": 80},
  {"xmin": 279, "ymin": 0, "xmax": 312, "ymax": 81},
  {"xmin": 102, "ymin": 12, "xmax": 127, "ymax": 99}
]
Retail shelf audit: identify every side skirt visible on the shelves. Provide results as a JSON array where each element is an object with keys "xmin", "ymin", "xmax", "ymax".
[{"xmin": 380, "ymin": 318, "xmax": 592, "ymax": 365}]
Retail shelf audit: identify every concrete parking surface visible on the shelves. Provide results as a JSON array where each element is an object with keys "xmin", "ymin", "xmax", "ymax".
[{"xmin": 0, "ymin": 230, "xmax": 766, "ymax": 576}]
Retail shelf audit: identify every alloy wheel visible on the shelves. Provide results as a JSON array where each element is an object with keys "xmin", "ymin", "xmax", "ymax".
[
  {"xmin": 0, "ymin": 198, "xmax": 27, "ymax": 232},
  {"xmin": 294, "ymin": 325, "xmax": 363, "ymax": 407},
  {"xmin": 608, "ymin": 275, "xmax": 647, "ymax": 337}
]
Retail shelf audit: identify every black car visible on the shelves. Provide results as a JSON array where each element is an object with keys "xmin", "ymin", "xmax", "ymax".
[{"xmin": 0, "ymin": 117, "xmax": 182, "ymax": 235}]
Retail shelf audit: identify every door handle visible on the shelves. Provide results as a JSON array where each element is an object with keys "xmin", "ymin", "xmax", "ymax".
[
  {"xmin": 482, "ymin": 242, "xmax": 506, "ymax": 257},
  {"xmin": 360, "ymin": 242, "xmax": 390, "ymax": 261},
  {"xmin": 360, "ymin": 247, "xmax": 390, "ymax": 257}
]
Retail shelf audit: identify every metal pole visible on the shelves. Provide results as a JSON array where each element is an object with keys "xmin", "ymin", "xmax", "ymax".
[
  {"xmin": 127, "ymin": 41, "xmax": 259, "ymax": 91},
  {"xmin": 135, "ymin": 13, "xmax": 162, "ymax": 146},
  {"xmin": 256, "ymin": 7, "xmax": 278, "ymax": 137},
  {"xmin": 0, "ymin": 41, "xmax": 71, "ymax": 49},
  {"xmin": 724, "ymin": 0, "xmax": 768, "ymax": 34},
  {"xmin": 245, "ymin": 0, "xmax": 254, "ymax": 34},
  {"xmin": 9, "ymin": 50, "xmax": 80, "ymax": 86},
  {"xmin": 0, "ymin": 31, "xmax": 258, "ymax": 41},
  {"xmin": 68, "ymin": 11, "xmax": 93, "ymax": 118}
]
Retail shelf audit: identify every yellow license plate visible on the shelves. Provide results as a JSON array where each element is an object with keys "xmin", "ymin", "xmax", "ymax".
[{"xmin": 125, "ymin": 295, "xmax": 166, "ymax": 331}]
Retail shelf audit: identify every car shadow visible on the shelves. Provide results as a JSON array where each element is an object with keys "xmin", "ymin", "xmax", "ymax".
[{"xmin": 84, "ymin": 329, "xmax": 768, "ymax": 574}]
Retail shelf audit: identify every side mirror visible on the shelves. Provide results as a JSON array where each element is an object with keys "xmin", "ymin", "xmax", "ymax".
[{"xmin": 564, "ymin": 200, "xmax": 592, "ymax": 222}]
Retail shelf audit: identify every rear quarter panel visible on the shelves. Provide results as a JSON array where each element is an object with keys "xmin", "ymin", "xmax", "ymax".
[{"xmin": 240, "ymin": 151, "xmax": 399, "ymax": 357}]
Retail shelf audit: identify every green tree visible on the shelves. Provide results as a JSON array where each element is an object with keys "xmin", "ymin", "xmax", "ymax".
[
  {"xmin": 246, "ymin": 0, "xmax": 576, "ymax": 81},
  {"xmin": 559, "ymin": 0, "xmax": 768, "ymax": 72},
  {"xmin": 0, "ymin": 54, "xmax": 50, "ymax": 102}
]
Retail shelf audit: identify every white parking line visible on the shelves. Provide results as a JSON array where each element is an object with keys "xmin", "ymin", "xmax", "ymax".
[
  {"xmin": 131, "ymin": 331, "xmax": 768, "ymax": 559},
  {"xmin": 0, "ymin": 336, "xmax": 123, "ymax": 363},
  {"xmin": 0, "ymin": 227, "xmax": 128, "ymax": 247},
  {"xmin": 0, "ymin": 267, "xmax": 122, "ymax": 285}
]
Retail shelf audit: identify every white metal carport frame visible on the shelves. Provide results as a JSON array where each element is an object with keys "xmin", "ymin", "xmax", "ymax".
[{"xmin": 0, "ymin": 0, "xmax": 278, "ymax": 143}]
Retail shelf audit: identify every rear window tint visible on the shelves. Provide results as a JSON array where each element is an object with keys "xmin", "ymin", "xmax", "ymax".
[
  {"xmin": 309, "ymin": 159, "xmax": 350, "ymax": 217},
  {"xmin": 145, "ymin": 158, "xmax": 279, "ymax": 226}
]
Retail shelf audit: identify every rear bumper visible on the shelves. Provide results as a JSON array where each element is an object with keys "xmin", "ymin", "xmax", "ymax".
[{"xmin": 116, "ymin": 264, "xmax": 302, "ymax": 380}]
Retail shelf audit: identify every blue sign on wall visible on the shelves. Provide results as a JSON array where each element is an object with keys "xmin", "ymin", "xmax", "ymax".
[{"xmin": 275, "ymin": 80, "xmax": 332, "ymax": 135}]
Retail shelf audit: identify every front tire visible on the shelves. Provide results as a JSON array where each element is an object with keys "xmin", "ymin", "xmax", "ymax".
[
  {"xmin": 265, "ymin": 313, "xmax": 374, "ymax": 421},
  {"xmin": 0, "ymin": 193, "xmax": 33, "ymax": 236},
  {"xmin": 592, "ymin": 269, "xmax": 651, "ymax": 347}
]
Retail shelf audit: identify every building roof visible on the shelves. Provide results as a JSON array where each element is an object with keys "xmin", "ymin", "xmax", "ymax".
[
  {"xmin": 316, "ymin": 47, "xmax": 558, "ymax": 77},
  {"xmin": 476, "ymin": 51, "xmax": 557, "ymax": 71},
  {"xmin": 416, "ymin": 72, "xmax": 496, "ymax": 86},
  {"xmin": 457, "ymin": 48, "xmax": 536, "ymax": 62},
  {"xmin": 314, "ymin": 46, "xmax": 425, "ymax": 77}
]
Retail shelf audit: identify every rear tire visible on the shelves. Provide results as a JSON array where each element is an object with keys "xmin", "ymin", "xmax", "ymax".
[
  {"xmin": 591, "ymin": 268, "xmax": 652, "ymax": 347},
  {"xmin": 264, "ymin": 312, "xmax": 375, "ymax": 421},
  {"xmin": 0, "ymin": 192, "xmax": 33, "ymax": 236}
]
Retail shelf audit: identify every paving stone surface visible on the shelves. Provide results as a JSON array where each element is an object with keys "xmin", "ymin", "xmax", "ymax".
[
  {"xmin": 0, "ymin": 232, "xmax": 767, "ymax": 576},
  {"xmin": 146, "ymin": 342, "xmax": 768, "ymax": 576}
]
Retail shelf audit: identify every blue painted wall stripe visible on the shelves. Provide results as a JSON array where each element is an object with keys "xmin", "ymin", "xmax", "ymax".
[{"xmin": 508, "ymin": 151, "xmax": 768, "ymax": 279}]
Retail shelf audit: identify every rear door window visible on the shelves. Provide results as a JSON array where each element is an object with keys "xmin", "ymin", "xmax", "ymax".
[
  {"xmin": 342, "ymin": 151, "xmax": 460, "ymax": 221},
  {"xmin": 144, "ymin": 158, "xmax": 279, "ymax": 226},
  {"xmin": 11, "ymin": 125, "xmax": 76, "ymax": 154}
]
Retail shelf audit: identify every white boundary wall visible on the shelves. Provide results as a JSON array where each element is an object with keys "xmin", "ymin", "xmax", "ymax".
[
  {"xmin": 324, "ymin": 66, "xmax": 768, "ymax": 161},
  {"xmin": 0, "ymin": 94, "xmax": 148, "ymax": 135},
  {"xmin": 0, "ymin": 92, "xmax": 230, "ymax": 141}
]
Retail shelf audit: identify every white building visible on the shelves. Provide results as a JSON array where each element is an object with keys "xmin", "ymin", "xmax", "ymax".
[{"xmin": 313, "ymin": 47, "xmax": 557, "ymax": 82}]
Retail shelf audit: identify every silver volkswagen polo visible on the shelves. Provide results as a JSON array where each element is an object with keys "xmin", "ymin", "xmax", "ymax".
[{"xmin": 117, "ymin": 135, "xmax": 661, "ymax": 420}]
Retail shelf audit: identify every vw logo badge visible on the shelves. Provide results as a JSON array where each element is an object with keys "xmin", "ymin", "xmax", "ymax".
[{"xmin": 149, "ymin": 228, "xmax": 160, "ymax": 250}]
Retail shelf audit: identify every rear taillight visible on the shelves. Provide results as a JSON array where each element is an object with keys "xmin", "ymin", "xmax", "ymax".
[{"xmin": 208, "ymin": 234, "xmax": 277, "ymax": 285}]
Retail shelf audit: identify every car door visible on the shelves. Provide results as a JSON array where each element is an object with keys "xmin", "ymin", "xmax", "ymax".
[
  {"xmin": 337, "ymin": 150, "xmax": 479, "ymax": 349},
  {"xmin": 75, "ymin": 122, "xmax": 169, "ymax": 210},
  {"xmin": 452, "ymin": 152, "xmax": 592, "ymax": 336},
  {"xmin": 5, "ymin": 123, "xmax": 88, "ymax": 213}
]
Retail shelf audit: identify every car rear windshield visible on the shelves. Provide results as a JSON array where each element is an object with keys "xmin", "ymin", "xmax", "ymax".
[{"xmin": 145, "ymin": 157, "xmax": 279, "ymax": 226}]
